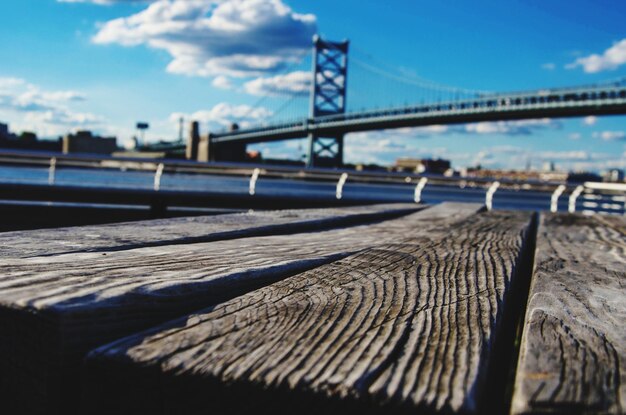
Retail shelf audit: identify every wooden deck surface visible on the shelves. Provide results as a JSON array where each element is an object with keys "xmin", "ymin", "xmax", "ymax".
[
  {"xmin": 0, "ymin": 204, "xmax": 419, "ymax": 258},
  {"xmin": 0, "ymin": 203, "xmax": 623, "ymax": 414},
  {"xmin": 85, "ymin": 209, "xmax": 532, "ymax": 415},
  {"xmin": 511, "ymin": 213, "xmax": 625, "ymax": 415}
]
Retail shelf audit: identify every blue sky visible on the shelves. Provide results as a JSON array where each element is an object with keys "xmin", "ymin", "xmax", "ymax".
[{"xmin": 0, "ymin": 0, "xmax": 625, "ymax": 172}]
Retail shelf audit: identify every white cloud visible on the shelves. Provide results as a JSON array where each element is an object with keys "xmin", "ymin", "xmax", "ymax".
[
  {"xmin": 345, "ymin": 129, "xmax": 432, "ymax": 165},
  {"xmin": 344, "ymin": 119, "xmax": 559, "ymax": 151},
  {"xmin": 248, "ymin": 138, "xmax": 307, "ymax": 160},
  {"xmin": 569, "ymin": 132, "xmax": 581, "ymax": 140},
  {"xmin": 567, "ymin": 39, "xmax": 626, "ymax": 73},
  {"xmin": 464, "ymin": 118, "xmax": 560, "ymax": 135},
  {"xmin": 567, "ymin": 159, "xmax": 626, "ymax": 172},
  {"xmin": 533, "ymin": 150, "xmax": 626, "ymax": 172},
  {"xmin": 58, "ymin": 0, "xmax": 154, "ymax": 4},
  {"xmin": 538, "ymin": 150, "xmax": 589, "ymax": 161},
  {"xmin": 346, "ymin": 125, "xmax": 448, "ymax": 147},
  {"xmin": 404, "ymin": 125, "xmax": 449, "ymax": 135},
  {"xmin": 465, "ymin": 122, "xmax": 503, "ymax": 134},
  {"xmin": 243, "ymin": 71, "xmax": 311, "ymax": 96},
  {"xmin": 0, "ymin": 78, "xmax": 26, "ymax": 89},
  {"xmin": 0, "ymin": 79, "xmax": 86, "ymax": 113},
  {"xmin": 23, "ymin": 110, "xmax": 101, "ymax": 127},
  {"xmin": 592, "ymin": 130, "xmax": 626, "ymax": 141},
  {"xmin": 342, "ymin": 128, "xmax": 625, "ymax": 171},
  {"xmin": 485, "ymin": 145, "xmax": 525, "ymax": 154},
  {"xmin": 343, "ymin": 127, "xmax": 481, "ymax": 166},
  {"xmin": 343, "ymin": 140, "xmax": 478, "ymax": 168},
  {"xmin": 545, "ymin": 151, "xmax": 625, "ymax": 172},
  {"xmin": 211, "ymin": 75, "xmax": 233, "ymax": 90},
  {"xmin": 91, "ymin": 0, "xmax": 316, "ymax": 78},
  {"xmin": 170, "ymin": 102, "xmax": 273, "ymax": 130},
  {"xmin": 0, "ymin": 77, "xmax": 102, "ymax": 136},
  {"xmin": 583, "ymin": 115, "xmax": 597, "ymax": 126},
  {"xmin": 541, "ymin": 63, "xmax": 556, "ymax": 70},
  {"xmin": 467, "ymin": 146, "xmax": 535, "ymax": 168}
]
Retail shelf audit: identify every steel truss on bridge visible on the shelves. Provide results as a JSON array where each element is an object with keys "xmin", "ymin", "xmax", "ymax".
[{"xmin": 306, "ymin": 35, "xmax": 349, "ymax": 168}]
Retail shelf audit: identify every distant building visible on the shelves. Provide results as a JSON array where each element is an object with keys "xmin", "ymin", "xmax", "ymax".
[
  {"xmin": 395, "ymin": 158, "xmax": 451, "ymax": 175},
  {"xmin": 0, "ymin": 122, "xmax": 62, "ymax": 152},
  {"xmin": 18, "ymin": 131, "xmax": 37, "ymax": 144},
  {"xmin": 542, "ymin": 161, "xmax": 556, "ymax": 172},
  {"xmin": 354, "ymin": 163, "xmax": 392, "ymax": 172},
  {"xmin": 604, "ymin": 168, "xmax": 625, "ymax": 182},
  {"xmin": 0, "ymin": 123, "xmax": 10, "ymax": 140},
  {"xmin": 567, "ymin": 172, "xmax": 602, "ymax": 184},
  {"xmin": 0, "ymin": 122, "xmax": 20, "ymax": 141},
  {"xmin": 247, "ymin": 150, "xmax": 262, "ymax": 161},
  {"xmin": 62, "ymin": 131, "xmax": 118, "ymax": 155}
]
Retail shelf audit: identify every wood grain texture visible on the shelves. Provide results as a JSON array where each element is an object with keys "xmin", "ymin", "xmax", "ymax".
[
  {"xmin": 511, "ymin": 213, "xmax": 626, "ymax": 415},
  {"xmin": 0, "ymin": 202, "xmax": 479, "ymax": 414},
  {"xmin": 85, "ymin": 210, "xmax": 534, "ymax": 415},
  {"xmin": 0, "ymin": 203, "xmax": 419, "ymax": 258}
]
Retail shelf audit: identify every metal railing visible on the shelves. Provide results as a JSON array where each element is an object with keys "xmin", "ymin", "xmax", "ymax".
[{"xmin": 0, "ymin": 150, "xmax": 623, "ymax": 214}]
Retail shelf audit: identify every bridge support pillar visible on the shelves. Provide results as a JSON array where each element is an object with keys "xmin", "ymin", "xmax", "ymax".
[
  {"xmin": 197, "ymin": 134, "xmax": 211, "ymax": 162},
  {"xmin": 198, "ymin": 132, "xmax": 247, "ymax": 163},
  {"xmin": 185, "ymin": 121, "xmax": 200, "ymax": 160},
  {"xmin": 307, "ymin": 35, "xmax": 349, "ymax": 168},
  {"xmin": 306, "ymin": 134, "xmax": 344, "ymax": 168}
]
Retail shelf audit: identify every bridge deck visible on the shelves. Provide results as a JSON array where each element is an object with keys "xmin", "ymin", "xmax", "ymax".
[
  {"xmin": 211, "ymin": 86, "xmax": 626, "ymax": 144},
  {"xmin": 0, "ymin": 203, "xmax": 623, "ymax": 414}
]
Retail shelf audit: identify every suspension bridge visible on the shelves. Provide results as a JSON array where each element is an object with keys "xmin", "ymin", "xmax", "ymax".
[{"xmin": 180, "ymin": 36, "xmax": 626, "ymax": 168}]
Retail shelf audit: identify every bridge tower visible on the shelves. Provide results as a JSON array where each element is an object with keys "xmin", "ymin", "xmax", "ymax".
[{"xmin": 307, "ymin": 35, "xmax": 349, "ymax": 168}]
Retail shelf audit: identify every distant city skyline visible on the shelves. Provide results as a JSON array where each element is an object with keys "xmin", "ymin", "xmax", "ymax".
[{"xmin": 1, "ymin": 0, "xmax": 625, "ymax": 171}]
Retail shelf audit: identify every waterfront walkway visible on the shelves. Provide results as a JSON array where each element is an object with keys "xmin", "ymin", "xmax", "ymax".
[{"xmin": 0, "ymin": 202, "xmax": 623, "ymax": 414}]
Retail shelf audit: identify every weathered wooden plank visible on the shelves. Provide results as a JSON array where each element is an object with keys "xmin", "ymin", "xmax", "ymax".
[
  {"xmin": 511, "ymin": 213, "xmax": 626, "ymax": 415},
  {"xmin": 0, "ymin": 203, "xmax": 420, "ymax": 258},
  {"xmin": 84, "ymin": 209, "xmax": 534, "ymax": 415},
  {"xmin": 0, "ymin": 202, "xmax": 480, "ymax": 414}
]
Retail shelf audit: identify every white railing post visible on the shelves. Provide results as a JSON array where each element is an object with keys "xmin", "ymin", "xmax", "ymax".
[
  {"xmin": 153, "ymin": 163, "xmax": 164, "ymax": 191},
  {"xmin": 550, "ymin": 184, "xmax": 566, "ymax": 213},
  {"xmin": 485, "ymin": 181, "xmax": 500, "ymax": 211},
  {"xmin": 336, "ymin": 172, "xmax": 348, "ymax": 200},
  {"xmin": 48, "ymin": 157, "xmax": 57, "ymax": 185},
  {"xmin": 249, "ymin": 168, "xmax": 261, "ymax": 196},
  {"xmin": 414, "ymin": 177, "xmax": 428, "ymax": 203},
  {"xmin": 568, "ymin": 185, "xmax": 584, "ymax": 213}
]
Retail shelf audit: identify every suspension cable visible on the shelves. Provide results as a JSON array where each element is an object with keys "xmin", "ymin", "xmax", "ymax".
[
  {"xmin": 351, "ymin": 57, "xmax": 491, "ymax": 96},
  {"xmin": 233, "ymin": 55, "xmax": 312, "ymax": 123}
]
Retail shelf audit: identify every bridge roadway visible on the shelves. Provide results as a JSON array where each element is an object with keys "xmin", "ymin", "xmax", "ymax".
[{"xmin": 211, "ymin": 84, "xmax": 626, "ymax": 144}]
